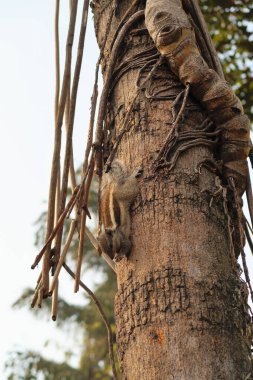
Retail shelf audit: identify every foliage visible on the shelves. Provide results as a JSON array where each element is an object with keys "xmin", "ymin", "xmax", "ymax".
[
  {"xmin": 79, "ymin": 268, "xmax": 118, "ymax": 377},
  {"xmin": 4, "ymin": 351, "xmax": 85, "ymax": 380},
  {"xmin": 9, "ymin": 255, "xmax": 117, "ymax": 379},
  {"xmin": 9, "ymin": 267, "xmax": 117, "ymax": 379},
  {"xmin": 12, "ymin": 288, "xmax": 84, "ymax": 327},
  {"xmin": 201, "ymin": 0, "xmax": 253, "ymax": 121},
  {"xmin": 9, "ymin": 174, "xmax": 117, "ymax": 379}
]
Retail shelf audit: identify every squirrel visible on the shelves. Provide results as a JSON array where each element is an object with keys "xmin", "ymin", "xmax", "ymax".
[{"xmin": 98, "ymin": 160, "xmax": 142, "ymax": 262}]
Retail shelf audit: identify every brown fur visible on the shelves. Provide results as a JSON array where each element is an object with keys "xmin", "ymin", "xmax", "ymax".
[{"xmin": 98, "ymin": 160, "xmax": 142, "ymax": 261}]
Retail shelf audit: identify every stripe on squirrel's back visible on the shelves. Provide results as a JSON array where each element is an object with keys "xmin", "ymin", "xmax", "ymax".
[{"xmin": 101, "ymin": 183, "xmax": 113, "ymax": 228}]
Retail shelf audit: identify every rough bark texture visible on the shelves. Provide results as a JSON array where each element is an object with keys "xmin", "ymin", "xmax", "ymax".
[{"xmin": 92, "ymin": 1, "xmax": 252, "ymax": 379}]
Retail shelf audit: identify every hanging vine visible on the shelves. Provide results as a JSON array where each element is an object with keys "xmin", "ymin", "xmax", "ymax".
[{"xmin": 30, "ymin": 0, "xmax": 253, "ymax": 378}]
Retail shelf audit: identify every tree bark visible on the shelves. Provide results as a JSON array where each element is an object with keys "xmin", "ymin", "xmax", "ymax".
[{"xmin": 92, "ymin": 1, "xmax": 252, "ymax": 379}]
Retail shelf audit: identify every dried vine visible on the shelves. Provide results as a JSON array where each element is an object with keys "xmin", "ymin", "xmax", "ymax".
[
  {"xmin": 110, "ymin": 46, "xmax": 159, "ymax": 92},
  {"xmin": 154, "ymin": 83, "xmax": 190, "ymax": 168},
  {"xmin": 75, "ymin": 2, "xmax": 116, "ymax": 292},
  {"xmin": 75, "ymin": 153, "xmax": 95, "ymax": 292},
  {"xmin": 41, "ymin": 0, "xmax": 78, "ymax": 297},
  {"xmin": 49, "ymin": 220, "xmax": 77, "ymax": 295},
  {"xmin": 110, "ymin": 0, "xmax": 139, "ymax": 49},
  {"xmin": 246, "ymin": 165, "xmax": 253, "ymax": 228},
  {"xmin": 94, "ymin": 9, "xmax": 144, "ymax": 175},
  {"xmin": 63, "ymin": 262, "xmax": 118, "ymax": 380},
  {"xmin": 54, "ymin": 0, "xmax": 90, "ymax": 286},
  {"xmin": 221, "ymin": 184, "xmax": 237, "ymax": 270},
  {"xmin": 52, "ymin": 0, "xmax": 61, "ymax": 319},
  {"xmin": 31, "ymin": 0, "xmax": 116, "ymax": 309},
  {"xmin": 155, "ymin": 121, "xmax": 220, "ymax": 172},
  {"xmin": 105, "ymin": 55, "xmax": 164, "ymax": 171},
  {"xmin": 229, "ymin": 178, "xmax": 253, "ymax": 303},
  {"xmin": 31, "ymin": 186, "xmax": 80, "ymax": 270}
]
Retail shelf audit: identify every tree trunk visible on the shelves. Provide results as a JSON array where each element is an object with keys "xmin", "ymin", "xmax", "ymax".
[{"xmin": 92, "ymin": 1, "xmax": 252, "ymax": 379}]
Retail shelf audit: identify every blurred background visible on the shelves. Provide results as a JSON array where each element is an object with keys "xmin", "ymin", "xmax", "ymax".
[{"xmin": 0, "ymin": 1, "xmax": 252, "ymax": 379}]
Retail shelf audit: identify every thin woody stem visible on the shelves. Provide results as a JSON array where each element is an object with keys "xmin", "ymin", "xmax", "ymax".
[
  {"xmin": 85, "ymin": 227, "xmax": 116, "ymax": 272},
  {"xmin": 51, "ymin": 0, "xmax": 61, "ymax": 318},
  {"xmin": 244, "ymin": 221, "xmax": 253, "ymax": 254},
  {"xmin": 50, "ymin": 220, "xmax": 77, "ymax": 295},
  {"xmin": 31, "ymin": 282, "xmax": 41, "ymax": 308},
  {"xmin": 54, "ymin": 0, "xmax": 90, "ymax": 275},
  {"xmin": 73, "ymin": 12, "xmax": 113, "ymax": 287},
  {"xmin": 105, "ymin": 55, "xmax": 164, "ymax": 171},
  {"xmin": 31, "ymin": 273, "xmax": 43, "ymax": 308},
  {"xmin": 31, "ymin": 186, "xmax": 80, "ymax": 269},
  {"xmin": 37, "ymin": 287, "xmax": 44, "ymax": 308},
  {"xmin": 230, "ymin": 177, "xmax": 253, "ymax": 302},
  {"xmin": 63, "ymin": 263, "xmax": 118, "ymax": 380},
  {"xmin": 246, "ymin": 163, "xmax": 253, "ymax": 228},
  {"xmin": 54, "ymin": 0, "xmax": 60, "ymax": 124},
  {"xmin": 110, "ymin": 0, "xmax": 139, "ymax": 49},
  {"xmin": 51, "ymin": 280, "xmax": 59, "ymax": 321},
  {"xmin": 75, "ymin": 155, "xmax": 95, "ymax": 292},
  {"xmin": 54, "ymin": 0, "xmax": 61, "ymax": 225},
  {"xmin": 42, "ymin": 0, "xmax": 78, "ymax": 296},
  {"xmin": 63, "ymin": 0, "xmax": 76, "ymax": 194},
  {"xmin": 94, "ymin": 10, "xmax": 144, "ymax": 175},
  {"xmin": 64, "ymin": 64, "xmax": 76, "ymax": 192},
  {"xmin": 155, "ymin": 83, "xmax": 190, "ymax": 166},
  {"xmin": 79, "ymin": 1, "xmax": 109, "ymax": 182}
]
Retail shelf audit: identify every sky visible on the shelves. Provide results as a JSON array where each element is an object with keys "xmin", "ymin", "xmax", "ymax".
[
  {"xmin": 0, "ymin": 1, "xmax": 253, "ymax": 379},
  {"xmin": 0, "ymin": 1, "xmax": 100, "ymax": 377}
]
